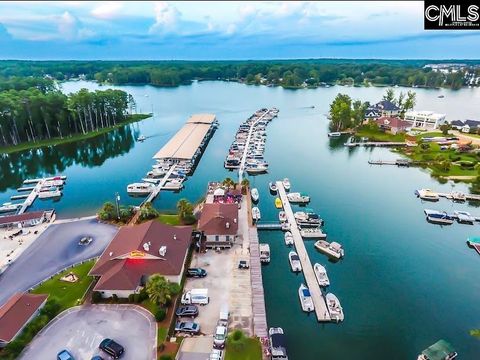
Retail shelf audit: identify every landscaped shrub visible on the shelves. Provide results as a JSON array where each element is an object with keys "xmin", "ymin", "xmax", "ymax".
[
  {"xmin": 91, "ymin": 291, "xmax": 102, "ymax": 304},
  {"xmin": 159, "ymin": 355, "xmax": 173, "ymax": 360},
  {"xmin": 111, "ymin": 294, "xmax": 119, "ymax": 303},
  {"xmin": 128, "ymin": 294, "xmax": 135, "ymax": 303},
  {"xmin": 155, "ymin": 307, "xmax": 167, "ymax": 322},
  {"xmin": 138, "ymin": 288, "xmax": 149, "ymax": 302}
]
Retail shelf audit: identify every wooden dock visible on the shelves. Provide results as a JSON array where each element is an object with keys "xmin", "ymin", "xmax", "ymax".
[
  {"xmin": 256, "ymin": 222, "xmax": 283, "ymax": 230},
  {"xmin": 143, "ymin": 165, "xmax": 177, "ymax": 205},
  {"xmin": 17, "ymin": 179, "xmax": 46, "ymax": 214},
  {"xmin": 368, "ymin": 159, "xmax": 412, "ymax": 167},
  {"xmin": 249, "ymin": 226, "xmax": 268, "ymax": 338},
  {"xmin": 276, "ymin": 181, "xmax": 331, "ymax": 322},
  {"xmin": 346, "ymin": 141, "xmax": 407, "ymax": 147}
]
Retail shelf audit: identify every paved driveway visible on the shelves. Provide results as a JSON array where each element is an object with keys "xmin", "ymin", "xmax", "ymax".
[
  {"xmin": 0, "ymin": 218, "xmax": 117, "ymax": 306},
  {"xmin": 20, "ymin": 305, "xmax": 157, "ymax": 360}
]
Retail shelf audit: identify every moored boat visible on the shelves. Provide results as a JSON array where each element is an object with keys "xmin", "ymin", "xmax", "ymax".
[
  {"xmin": 278, "ymin": 211, "xmax": 287, "ymax": 223},
  {"xmin": 314, "ymin": 240, "xmax": 344, "ymax": 260},
  {"xmin": 313, "ymin": 263, "xmax": 330, "ymax": 287},
  {"xmin": 454, "ymin": 210, "xmax": 475, "ymax": 224},
  {"xmin": 252, "ymin": 206, "xmax": 261, "ymax": 221},
  {"xmin": 246, "ymin": 164, "xmax": 268, "ymax": 174},
  {"xmin": 288, "ymin": 251, "xmax": 302, "ymax": 272},
  {"xmin": 284, "ymin": 231, "xmax": 294, "ymax": 246},
  {"xmin": 282, "ymin": 178, "xmax": 291, "ymax": 191},
  {"xmin": 300, "ymin": 228, "xmax": 327, "ymax": 239},
  {"xmin": 298, "ymin": 284, "xmax": 315, "ymax": 312},
  {"xmin": 287, "ymin": 192, "xmax": 310, "ymax": 204},
  {"xmin": 275, "ymin": 197, "xmax": 283, "ymax": 209},
  {"xmin": 268, "ymin": 327, "xmax": 288, "ymax": 360},
  {"xmin": 467, "ymin": 236, "xmax": 480, "ymax": 256},
  {"xmin": 137, "ymin": 135, "xmax": 146, "ymax": 142},
  {"xmin": 269, "ymin": 182, "xmax": 277, "ymax": 193},
  {"xmin": 415, "ymin": 189, "xmax": 439, "ymax": 202},
  {"xmin": 424, "ymin": 209, "xmax": 454, "ymax": 225},
  {"xmin": 328, "ymin": 132, "xmax": 342, "ymax": 137},
  {"xmin": 251, "ymin": 188, "xmax": 259, "ymax": 202},
  {"xmin": 417, "ymin": 339, "xmax": 457, "ymax": 360},
  {"xmin": 0, "ymin": 202, "xmax": 21, "ymax": 213},
  {"xmin": 326, "ymin": 293, "xmax": 344, "ymax": 322},
  {"xmin": 260, "ymin": 243, "xmax": 270, "ymax": 264},
  {"xmin": 127, "ymin": 182, "xmax": 155, "ymax": 196}
]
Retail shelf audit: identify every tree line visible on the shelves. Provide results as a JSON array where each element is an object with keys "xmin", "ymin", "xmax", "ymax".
[
  {"xmin": 0, "ymin": 60, "xmax": 478, "ymax": 89},
  {"xmin": 0, "ymin": 77, "xmax": 134, "ymax": 147}
]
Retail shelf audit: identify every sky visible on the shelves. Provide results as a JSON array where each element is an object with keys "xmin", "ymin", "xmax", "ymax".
[{"xmin": 0, "ymin": 1, "xmax": 479, "ymax": 60}]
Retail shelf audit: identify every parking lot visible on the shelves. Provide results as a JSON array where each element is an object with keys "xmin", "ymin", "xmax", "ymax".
[{"xmin": 20, "ymin": 305, "xmax": 156, "ymax": 360}]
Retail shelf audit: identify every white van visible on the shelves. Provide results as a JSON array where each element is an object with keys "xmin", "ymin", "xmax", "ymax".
[{"xmin": 181, "ymin": 288, "xmax": 209, "ymax": 305}]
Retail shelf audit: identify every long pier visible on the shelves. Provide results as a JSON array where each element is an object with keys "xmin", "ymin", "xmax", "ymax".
[
  {"xmin": 249, "ymin": 227, "xmax": 268, "ymax": 338},
  {"xmin": 17, "ymin": 179, "xmax": 46, "ymax": 214},
  {"xmin": 143, "ymin": 165, "xmax": 177, "ymax": 205},
  {"xmin": 368, "ymin": 159, "xmax": 413, "ymax": 167},
  {"xmin": 346, "ymin": 141, "xmax": 407, "ymax": 147},
  {"xmin": 256, "ymin": 222, "xmax": 283, "ymax": 230},
  {"xmin": 417, "ymin": 189, "xmax": 480, "ymax": 202},
  {"xmin": 276, "ymin": 181, "xmax": 330, "ymax": 322}
]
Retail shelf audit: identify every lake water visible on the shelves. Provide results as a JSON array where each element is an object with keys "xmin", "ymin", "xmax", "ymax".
[{"xmin": 1, "ymin": 81, "xmax": 479, "ymax": 359}]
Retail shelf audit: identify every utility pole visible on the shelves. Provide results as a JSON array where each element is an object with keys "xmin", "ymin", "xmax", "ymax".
[{"xmin": 115, "ymin": 192, "xmax": 121, "ymax": 220}]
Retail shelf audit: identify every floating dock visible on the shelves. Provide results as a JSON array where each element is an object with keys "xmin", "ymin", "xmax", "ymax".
[
  {"xmin": 346, "ymin": 141, "xmax": 407, "ymax": 147},
  {"xmin": 368, "ymin": 159, "xmax": 413, "ymax": 167},
  {"xmin": 256, "ymin": 222, "xmax": 283, "ymax": 230},
  {"xmin": 416, "ymin": 189, "xmax": 480, "ymax": 202},
  {"xmin": 276, "ymin": 181, "xmax": 331, "ymax": 322}
]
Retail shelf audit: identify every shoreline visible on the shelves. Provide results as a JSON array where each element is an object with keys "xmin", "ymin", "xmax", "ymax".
[{"xmin": 0, "ymin": 113, "xmax": 152, "ymax": 155}]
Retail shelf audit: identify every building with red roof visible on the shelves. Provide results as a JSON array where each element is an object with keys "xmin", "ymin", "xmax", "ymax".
[
  {"xmin": 197, "ymin": 203, "xmax": 239, "ymax": 249},
  {"xmin": 375, "ymin": 116, "xmax": 412, "ymax": 134},
  {"xmin": 89, "ymin": 220, "xmax": 192, "ymax": 298}
]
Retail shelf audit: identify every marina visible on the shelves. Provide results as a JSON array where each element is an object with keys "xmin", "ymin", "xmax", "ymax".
[
  {"xmin": 275, "ymin": 181, "xmax": 331, "ymax": 322},
  {"xmin": 344, "ymin": 136, "xmax": 408, "ymax": 147},
  {"xmin": 415, "ymin": 188, "xmax": 480, "ymax": 202}
]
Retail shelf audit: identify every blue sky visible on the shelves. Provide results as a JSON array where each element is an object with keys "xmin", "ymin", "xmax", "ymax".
[{"xmin": 0, "ymin": 1, "xmax": 479, "ymax": 60}]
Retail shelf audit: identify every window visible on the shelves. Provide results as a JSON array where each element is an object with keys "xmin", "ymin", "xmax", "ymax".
[
  {"xmin": 215, "ymin": 235, "xmax": 219, "ymax": 242},
  {"xmin": 226, "ymin": 235, "xmax": 230, "ymax": 242}
]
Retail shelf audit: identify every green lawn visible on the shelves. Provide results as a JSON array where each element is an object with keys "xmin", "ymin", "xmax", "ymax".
[
  {"xmin": 0, "ymin": 113, "xmax": 151, "ymax": 154},
  {"xmin": 225, "ymin": 337, "xmax": 262, "ymax": 360},
  {"xmin": 157, "ymin": 214, "xmax": 181, "ymax": 226},
  {"xmin": 32, "ymin": 260, "xmax": 95, "ymax": 311},
  {"xmin": 355, "ymin": 125, "xmax": 406, "ymax": 142}
]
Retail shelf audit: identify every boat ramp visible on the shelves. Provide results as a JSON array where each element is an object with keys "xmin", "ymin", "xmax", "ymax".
[{"xmin": 276, "ymin": 181, "xmax": 331, "ymax": 322}]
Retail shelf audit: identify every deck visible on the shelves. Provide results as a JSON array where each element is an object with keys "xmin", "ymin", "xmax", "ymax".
[
  {"xmin": 249, "ymin": 226, "xmax": 268, "ymax": 338},
  {"xmin": 17, "ymin": 179, "xmax": 46, "ymax": 214},
  {"xmin": 276, "ymin": 181, "xmax": 331, "ymax": 322}
]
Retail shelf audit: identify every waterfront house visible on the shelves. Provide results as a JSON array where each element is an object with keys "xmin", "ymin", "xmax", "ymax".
[
  {"xmin": 0, "ymin": 293, "xmax": 48, "ymax": 348},
  {"xmin": 89, "ymin": 220, "xmax": 192, "ymax": 298},
  {"xmin": 197, "ymin": 203, "xmax": 238, "ymax": 249},
  {"xmin": 404, "ymin": 111, "xmax": 446, "ymax": 130},
  {"xmin": 450, "ymin": 119, "xmax": 480, "ymax": 133},
  {"xmin": 0, "ymin": 210, "xmax": 51, "ymax": 229},
  {"xmin": 375, "ymin": 116, "xmax": 411, "ymax": 134},
  {"xmin": 370, "ymin": 100, "xmax": 400, "ymax": 117},
  {"xmin": 364, "ymin": 108, "xmax": 381, "ymax": 121}
]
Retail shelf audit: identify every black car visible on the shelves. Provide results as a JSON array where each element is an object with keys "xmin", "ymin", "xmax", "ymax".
[
  {"xmin": 176, "ymin": 305, "xmax": 199, "ymax": 318},
  {"xmin": 99, "ymin": 338, "xmax": 124, "ymax": 359},
  {"xmin": 238, "ymin": 260, "xmax": 249, "ymax": 269},
  {"xmin": 186, "ymin": 268, "xmax": 207, "ymax": 277}
]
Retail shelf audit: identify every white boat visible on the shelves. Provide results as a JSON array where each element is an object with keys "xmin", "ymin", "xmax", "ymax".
[
  {"xmin": 328, "ymin": 132, "xmax": 342, "ymax": 137},
  {"xmin": 281, "ymin": 222, "xmax": 291, "ymax": 231},
  {"xmin": 269, "ymin": 182, "xmax": 277, "ymax": 193},
  {"xmin": 300, "ymin": 228, "xmax": 327, "ymax": 239},
  {"xmin": 284, "ymin": 231, "xmax": 294, "ymax": 246},
  {"xmin": 288, "ymin": 251, "xmax": 302, "ymax": 272},
  {"xmin": 251, "ymin": 188, "xmax": 259, "ymax": 202},
  {"xmin": 282, "ymin": 178, "xmax": 291, "ymax": 191},
  {"xmin": 162, "ymin": 179, "xmax": 184, "ymax": 190},
  {"xmin": 298, "ymin": 284, "xmax": 314, "ymax": 312},
  {"xmin": 313, "ymin": 263, "xmax": 330, "ymax": 287},
  {"xmin": 314, "ymin": 240, "xmax": 344, "ymax": 260},
  {"xmin": 127, "ymin": 182, "xmax": 154, "ymax": 196},
  {"xmin": 454, "ymin": 210, "xmax": 476, "ymax": 224},
  {"xmin": 278, "ymin": 211, "xmax": 287, "ymax": 223},
  {"xmin": 38, "ymin": 189, "xmax": 62, "ymax": 199},
  {"xmin": 424, "ymin": 209, "xmax": 455, "ymax": 225},
  {"xmin": 246, "ymin": 164, "xmax": 268, "ymax": 174},
  {"xmin": 43, "ymin": 179, "xmax": 64, "ymax": 187},
  {"xmin": 260, "ymin": 244, "xmax": 270, "ymax": 264},
  {"xmin": 326, "ymin": 293, "xmax": 344, "ymax": 322},
  {"xmin": 137, "ymin": 135, "xmax": 146, "ymax": 141},
  {"xmin": 252, "ymin": 207, "xmax": 261, "ymax": 221},
  {"xmin": 415, "ymin": 189, "xmax": 439, "ymax": 202},
  {"xmin": 287, "ymin": 192, "xmax": 310, "ymax": 204},
  {"xmin": 269, "ymin": 328, "xmax": 288, "ymax": 360},
  {"xmin": 0, "ymin": 202, "xmax": 21, "ymax": 213}
]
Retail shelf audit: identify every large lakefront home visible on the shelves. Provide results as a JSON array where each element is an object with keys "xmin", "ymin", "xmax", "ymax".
[
  {"xmin": 375, "ymin": 116, "xmax": 411, "ymax": 134},
  {"xmin": 89, "ymin": 221, "xmax": 192, "ymax": 298},
  {"xmin": 369, "ymin": 100, "xmax": 400, "ymax": 118},
  {"xmin": 404, "ymin": 110, "xmax": 446, "ymax": 130},
  {"xmin": 197, "ymin": 203, "xmax": 239, "ymax": 249}
]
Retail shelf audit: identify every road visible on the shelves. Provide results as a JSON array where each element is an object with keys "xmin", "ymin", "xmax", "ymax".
[
  {"xmin": 20, "ymin": 305, "xmax": 156, "ymax": 360},
  {"xmin": 0, "ymin": 218, "xmax": 117, "ymax": 306}
]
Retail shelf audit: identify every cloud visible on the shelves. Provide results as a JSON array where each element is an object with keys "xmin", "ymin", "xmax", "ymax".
[
  {"xmin": 91, "ymin": 2, "xmax": 124, "ymax": 20},
  {"xmin": 149, "ymin": 1, "xmax": 180, "ymax": 34},
  {"xmin": 57, "ymin": 11, "xmax": 78, "ymax": 40}
]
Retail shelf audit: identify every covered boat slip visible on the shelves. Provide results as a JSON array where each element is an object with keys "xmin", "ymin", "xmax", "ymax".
[{"xmin": 153, "ymin": 113, "xmax": 216, "ymax": 162}]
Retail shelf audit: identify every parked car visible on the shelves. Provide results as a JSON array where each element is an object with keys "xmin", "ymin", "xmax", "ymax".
[
  {"xmin": 186, "ymin": 268, "xmax": 207, "ymax": 277},
  {"xmin": 238, "ymin": 260, "xmax": 249, "ymax": 269},
  {"xmin": 175, "ymin": 321, "xmax": 201, "ymax": 334},
  {"xmin": 99, "ymin": 338, "xmax": 124, "ymax": 359},
  {"xmin": 213, "ymin": 325, "xmax": 227, "ymax": 349},
  {"xmin": 175, "ymin": 305, "xmax": 199, "ymax": 318},
  {"xmin": 57, "ymin": 350, "xmax": 75, "ymax": 360}
]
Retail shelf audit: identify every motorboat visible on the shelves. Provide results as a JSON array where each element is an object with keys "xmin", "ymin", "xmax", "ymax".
[
  {"xmin": 269, "ymin": 327, "xmax": 288, "ymax": 360},
  {"xmin": 424, "ymin": 209, "xmax": 454, "ymax": 225},
  {"xmin": 43, "ymin": 179, "xmax": 64, "ymax": 187},
  {"xmin": 450, "ymin": 192, "xmax": 466, "ymax": 202},
  {"xmin": 260, "ymin": 244, "xmax": 270, "ymax": 264},
  {"xmin": 300, "ymin": 228, "xmax": 327, "ymax": 239},
  {"xmin": 137, "ymin": 135, "xmax": 146, "ymax": 142},
  {"xmin": 298, "ymin": 284, "xmax": 314, "ymax": 312},
  {"xmin": 38, "ymin": 187, "xmax": 62, "ymax": 199},
  {"xmin": 287, "ymin": 192, "xmax": 310, "ymax": 204},
  {"xmin": 313, "ymin": 263, "xmax": 330, "ymax": 287},
  {"xmin": 284, "ymin": 231, "xmax": 294, "ymax": 246},
  {"xmin": 0, "ymin": 202, "xmax": 21, "ymax": 213},
  {"xmin": 162, "ymin": 179, "xmax": 184, "ymax": 190},
  {"xmin": 251, "ymin": 188, "xmax": 259, "ymax": 202},
  {"xmin": 281, "ymin": 222, "xmax": 291, "ymax": 231},
  {"xmin": 275, "ymin": 197, "xmax": 283, "ymax": 209},
  {"xmin": 282, "ymin": 178, "xmax": 291, "ymax": 191},
  {"xmin": 127, "ymin": 182, "xmax": 154, "ymax": 196},
  {"xmin": 246, "ymin": 164, "xmax": 268, "ymax": 174},
  {"xmin": 269, "ymin": 182, "xmax": 277, "ymax": 193},
  {"xmin": 328, "ymin": 132, "xmax": 342, "ymax": 137},
  {"xmin": 278, "ymin": 211, "xmax": 287, "ymax": 223},
  {"xmin": 326, "ymin": 293, "xmax": 344, "ymax": 322},
  {"xmin": 415, "ymin": 189, "xmax": 439, "ymax": 202},
  {"xmin": 454, "ymin": 210, "xmax": 475, "ymax": 224},
  {"xmin": 252, "ymin": 207, "xmax": 261, "ymax": 221},
  {"xmin": 288, "ymin": 251, "xmax": 302, "ymax": 272},
  {"xmin": 467, "ymin": 236, "xmax": 480, "ymax": 256},
  {"xmin": 297, "ymin": 217, "xmax": 323, "ymax": 228},
  {"xmin": 314, "ymin": 240, "xmax": 344, "ymax": 260},
  {"xmin": 417, "ymin": 339, "xmax": 457, "ymax": 360}
]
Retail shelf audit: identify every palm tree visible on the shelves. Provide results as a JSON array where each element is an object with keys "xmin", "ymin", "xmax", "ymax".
[
  {"xmin": 176, "ymin": 198, "xmax": 190, "ymax": 220},
  {"xmin": 146, "ymin": 274, "xmax": 177, "ymax": 306},
  {"xmin": 240, "ymin": 178, "xmax": 250, "ymax": 195},
  {"xmin": 222, "ymin": 177, "xmax": 235, "ymax": 190}
]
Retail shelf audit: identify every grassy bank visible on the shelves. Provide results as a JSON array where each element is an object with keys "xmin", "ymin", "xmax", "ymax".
[
  {"xmin": 157, "ymin": 214, "xmax": 182, "ymax": 226},
  {"xmin": 0, "ymin": 113, "xmax": 151, "ymax": 154},
  {"xmin": 355, "ymin": 124, "xmax": 406, "ymax": 142},
  {"xmin": 225, "ymin": 333, "xmax": 262, "ymax": 360}
]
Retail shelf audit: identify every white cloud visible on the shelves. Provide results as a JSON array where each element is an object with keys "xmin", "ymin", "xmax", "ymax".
[
  {"xmin": 91, "ymin": 2, "xmax": 123, "ymax": 20},
  {"xmin": 57, "ymin": 11, "xmax": 78, "ymax": 40},
  {"xmin": 149, "ymin": 1, "xmax": 180, "ymax": 34}
]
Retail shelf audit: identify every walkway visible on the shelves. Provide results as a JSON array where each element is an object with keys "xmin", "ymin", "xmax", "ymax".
[
  {"xmin": 249, "ymin": 226, "xmax": 268, "ymax": 337},
  {"xmin": 276, "ymin": 181, "xmax": 331, "ymax": 322}
]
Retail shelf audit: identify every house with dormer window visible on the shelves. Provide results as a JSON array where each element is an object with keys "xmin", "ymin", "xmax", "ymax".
[{"xmin": 197, "ymin": 203, "xmax": 239, "ymax": 249}]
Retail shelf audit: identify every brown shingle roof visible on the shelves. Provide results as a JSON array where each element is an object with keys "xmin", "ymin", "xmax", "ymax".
[
  {"xmin": 197, "ymin": 203, "xmax": 238, "ymax": 236},
  {"xmin": 376, "ymin": 116, "xmax": 411, "ymax": 129},
  {"xmin": 0, "ymin": 211, "xmax": 45, "ymax": 226},
  {"xmin": 89, "ymin": 221, "xmax": 192, "ymax": 291},
  {"xmin": 0, "ymin": 293, "xmax": 48, "ymax": 343}
]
